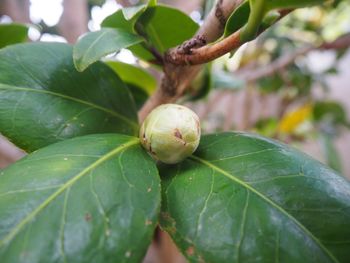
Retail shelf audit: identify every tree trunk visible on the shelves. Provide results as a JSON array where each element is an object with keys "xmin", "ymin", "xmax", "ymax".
[
  {"xmin": 58, "ymin": 0, "xmax": 89, "ymax": 43},
  {"xmin": 0, "ymin": 0, "xmax": 30, "ymax": 23}
]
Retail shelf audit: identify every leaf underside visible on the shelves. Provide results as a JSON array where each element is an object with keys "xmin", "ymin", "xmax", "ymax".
[
  {"xmin": 0, "ymin": 134, "xmax": 160, "ymax": 263},
  {"xmin": 160, "ymin": 132, "xmax": 350, "ymax": 263}
]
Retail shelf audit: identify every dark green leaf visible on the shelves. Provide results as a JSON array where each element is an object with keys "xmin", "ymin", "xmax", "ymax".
[
  {"xmin": 102, "ymin": 3, "xmax": 149, "ymax": 31},
  {"xmin": 106, "ymin": 61, "xmax": 156, "ymax": 109},
  {"xmin": 0, "ymin": 23, "xmax": 28, "ymax": 49},
  {"xmin": 224, "ymin": 1, "xmax": 250, "ymax": 37},
  {"xmin": 160, "ymin": 132, "xmax": 350, "ymax": 263},
  {"xmin": 101, "ymin": 1, "xmax": 157, "ymax": 62},
  {"xmin": 73, "ymin": 28, "xmax": 142, "ymax": 72},
  {"xmin": 137, "ymin": 6, "xmax": 199, "ymax": 53},
  {"xmin": 266, "ymin": 0, "xmax": 327, "ymax": 10},
  {"xmin": 320, "ymin": 133, "xmax": 343, "ymax": 173},
  {"xmin": 101, "ymin": 8, "xmax": 155, "ymax": 61},
  {"xmin": 186, "ymin": 65, "xmax": 212, "ymax": 101},
  {"xmin": 126, "ymin": 83, "xmax": 149, "ymax": 110},
  {"xmin": 313, "ymin": 101, "xmax": 348, "ymax": 126},
  {"xmin": 105, "ymin": 61, "xmax": 156, "ymax": 96},
  {"xmin": 0, "ymin": 134, "xmax": 160, "ymax": 263},
  {"xmin": 102, "ymin": 9, "xmax": 135, "ymax": 32},
  {"xmin": 0, "ymin": 43, "xmax": 138, "ymax": 151}
]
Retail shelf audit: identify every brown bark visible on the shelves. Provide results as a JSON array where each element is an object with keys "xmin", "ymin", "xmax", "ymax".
[
  {"xmin": 58, "ymin": 0, "xmax": 89, "ymax": 43},
  {"xmin": 138, "ymin": 0, "xmax": 244, "ymax": 122},
  {"xmin": 160, "ymin": 0, "xmax": 202, "ymax": 14},
  {"xmin": 0, "ymin": 0, "xmax": 30, "ymax": 23},
  {"xmin": 235, "ymin": 33, "xmax": 350, "ymax": 83}
]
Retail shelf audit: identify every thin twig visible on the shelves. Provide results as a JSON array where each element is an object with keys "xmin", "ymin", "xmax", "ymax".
[
  {"xmin": 138, "ymin": 0, "xmax": 244, "ymax": 121},
  {"xmin": 236, "ymin": 33, "xmax": 350, "ymax": 82}
]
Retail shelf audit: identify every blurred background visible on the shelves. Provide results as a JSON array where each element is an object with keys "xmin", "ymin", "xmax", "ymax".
[{"xmin": 0, "ymin": 1, "xmax": 350, "ymax": 262}]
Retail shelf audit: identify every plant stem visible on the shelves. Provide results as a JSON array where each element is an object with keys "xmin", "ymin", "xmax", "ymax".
[{"xmin": 240, "ymin": 0, "xmax": 266, "ymax": 41}]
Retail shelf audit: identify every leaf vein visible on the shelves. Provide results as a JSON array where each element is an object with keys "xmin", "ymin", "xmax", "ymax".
[
  {"xmin": 189, "ymin": 155, "xmax": 339, "ymax": 263},
  {"xmin": 0, "ymin": 84, "xmax": 138, "ymax": 129},
  {"xmin": 0, "ymin": 139, "xmax": 139, "ymax": 247}
]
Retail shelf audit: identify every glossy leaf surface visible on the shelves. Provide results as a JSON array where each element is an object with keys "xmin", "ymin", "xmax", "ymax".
[
  {"xmin": 101, "ymin": 2, "xmax": 155, "ymax": 61},
  {"xmin": 106, "ymin": 61, "xmax": 157, "ymax": 109},
  {"xmin": 0, "ymin": 134, "xmax": 160, "ymax": 263},
  {"xmin": 73, "ymin": 28, "xmax": 142, "ymax": 72},
  {"xmin": 223, "ymin": 1, "xmax": 250, "ymax": 37},
  {"xmin": 106, "ymin": 61, "xmax": 156, "ymax": 96},
  {"xmin": 0, "ymin": 23, "xmax": 28, "ymax": 49},
  {"xmin": 137, "ymin": 6, "xmax": 199, "ymax": 53},
  {"xmin": 160, "ymin": 132, "xmax": 350, "ymax": 263},
  {"xmin": 0, "ymin": 43, "xmax": 138, "ymax": 151}
]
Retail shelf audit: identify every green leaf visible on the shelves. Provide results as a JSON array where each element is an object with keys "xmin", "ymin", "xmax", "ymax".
[
  {"xmin": 0, "ymin": 23, "xmax": 28, "ymax": 49},
  {"xmin": 137, "ymin": 5, "xmax": 199, "ymax": 53},
  {"xmin": 0, "ymin": 42, "xmax": 138, "ymax": 152},
  {"xmin": 102, "ymin": 2, "xmax": 150, "ymax": 30},
  {"xmin": 102, "ymin": 8, "xmax": 155, "ymax": 61},
  {"xmin": 0, "ymin": 134, "xmax": 160, "ymax": 263},
  {"xmin": 224, "ymin": 0, "xmax": 250, "ymax": 37},
  {"xmin": 73, "ymin": 28, "xmax": 142, "ymax": 72},
  {"xmin": 266, "ymin": 0, "xmax": 327, "ymax": 10},
  {"xmin": 313, "ymin": 101, "xmax": 348, "ymax": 126},
  {"xmin": 320, "ymin": 133, "xmax": 343, "ymax": 173},
  {"xmin": 102, "ymin": 10, "xmax": 135, "ymax": 32},
  {"xmin": 125, "ymin": 83, "xmax": 149, "ymax": 110},
  {"xmin": 186, "ymin": 65, "xmax": 212, "ymax": 101},
  {"xmin": 160, "ymin": 132, "xmax": 350, "ymax": 263},
  {"xmin": 106, "ymin": 61, "xmax": 156, "ymax": 109},
  {"xmin": 105, "ymin": 61, "xmax": 156, "ymax": 95}
]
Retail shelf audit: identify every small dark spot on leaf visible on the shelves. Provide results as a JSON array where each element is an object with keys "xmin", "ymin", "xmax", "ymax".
[{"xmin": 85, "ymin": 213, "xmax": 92, "ymax": 222}]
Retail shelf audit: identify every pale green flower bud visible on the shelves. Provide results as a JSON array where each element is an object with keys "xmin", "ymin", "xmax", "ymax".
[{"xmin": 140, "ymin": 104, "xmax": 201, "ymax": 164}]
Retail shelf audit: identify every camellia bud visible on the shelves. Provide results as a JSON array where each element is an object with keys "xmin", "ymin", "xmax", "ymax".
[{"xmin": 140, "ymin": 104, "xmax": 201, "ymax": 164}]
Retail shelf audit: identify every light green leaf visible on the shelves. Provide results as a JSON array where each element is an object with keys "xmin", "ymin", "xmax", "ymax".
[
  {"xmin": 0, "ymin": 134, "xmax": 160, "ymax": 263},
  {"xmin": 0, "ymin": 23, "xmax": 28, "ymax": 49},
  {"xmin": 137, "ymin": 5, "xmax": 199, "ymax": 53},
  {"xmin": 160, "ymin": 132, "xmax": 350, "ymax": 263},
  {"xmin": 0, "ymin": 42, "xmax": 138, "ymax": 152},
  {"xmin": 73, "ymin": 28, "xmax": 142, "ymax": 72}
]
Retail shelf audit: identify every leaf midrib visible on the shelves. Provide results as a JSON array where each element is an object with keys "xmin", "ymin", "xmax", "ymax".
[
  {"xmin": 0, "ymin": 139, "xmax": 139, "ymax": 247},
  {"xmin": 0, "ymin": 84, "xmax": 138, "ymax": 130},
  {"xmin": 189, "ymin": 155, "xmax": 339, "ymax": 263}
]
